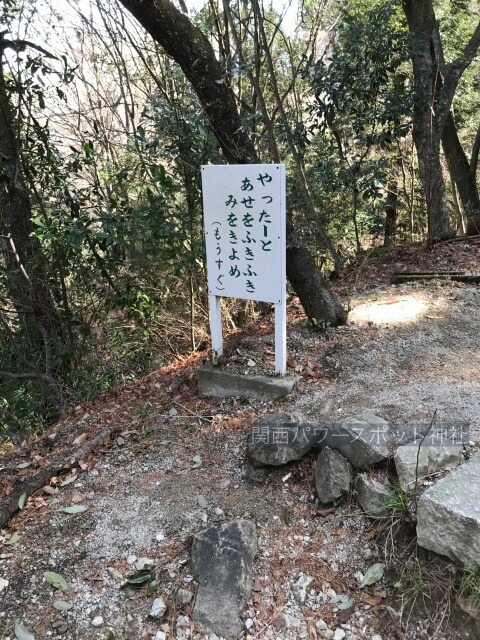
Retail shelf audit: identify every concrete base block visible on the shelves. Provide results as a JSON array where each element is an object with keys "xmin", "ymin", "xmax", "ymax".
[{"xmin": 197, "ymin": 363, "xmax": 297, "ymax": 400}]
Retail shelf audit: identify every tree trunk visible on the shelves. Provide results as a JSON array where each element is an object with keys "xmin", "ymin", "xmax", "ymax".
[
  {"xmin": 118, "ymin": 0, "xmax": 347, "ymax": 325},
  {"xmin": 442, "ymin": 112, "xmax": 480, "ymax": 235},
  {"xmin": 383, "ymin": 177, "xmax": 398, "ymax": 246},
  {"xmin": 0, "ymin": 38, "xmax": 66, "ymax": 408},
  {"xmin": 402, "ymin": 0, "xmax": 480, "ymax": 240},
  {"xmin": 403, "ymin": 0, "xmax": 452, "ymax": 240}
]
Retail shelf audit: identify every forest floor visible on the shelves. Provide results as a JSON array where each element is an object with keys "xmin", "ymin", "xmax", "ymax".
[{"xmin": 1, "ymin": 237, "xmax": 480, "ymax": 640}]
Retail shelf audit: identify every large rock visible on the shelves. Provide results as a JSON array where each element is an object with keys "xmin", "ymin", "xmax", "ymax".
[
  {"xmin": 394, "ymin": 440, "xmax": 464, "ymax": 491},
  {"xmin": 315, "ymin": 447, "xmax": 352, "ymax": 504},
  {"xmin": 417, "ymin": 451, "xmax": 480, "ymax": 570},
  {"xmin": 247, "ymin": 413, "xmax": 319, "ymax": 466},
  {"xmin": 191, "ymin": 520, "xmax": 257, "ymax": 638},
  {"xmin": 322, "ymin": 413, "xmax": 391, "ymax": 468},
  {"xmin": 355, "ymin": 474, "xmax": 394, "ymax": 517}
]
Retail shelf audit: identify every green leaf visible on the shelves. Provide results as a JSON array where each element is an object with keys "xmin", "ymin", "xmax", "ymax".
[
  {"xmin": 62, "ymin": 505, "xmax": 87, "ymax": 514},
  {"xmin": 18, "ymin": 493, "xmax": 27, "ymax": 510},
  {"xmin": 5, "ymin": 532, "xmax": 21, "ymax": 545},
  {"xmin": 43, "ymin": 571, "xmax": 69, "ymax": 591},
  {"xmin": 334, "ymin": 595, "xmax": 355, "ymax": 610},
  {"xmin": 17, "ymin": 462, "xmax": 31, "ymax": 469},
  {"xmin": 360, "ymin": 563, "xmax": 384, "ymax": 587},
  {"xmin": 123, "ymin": 566, "xmax": 153, "ymax": 589},
  {"xmin": 191, "ymin": 454, "xmax": 202, "ymax": 469},
  {"xmin": 53, "ymin": 600, "xmax": 73, "ymax": 611}
]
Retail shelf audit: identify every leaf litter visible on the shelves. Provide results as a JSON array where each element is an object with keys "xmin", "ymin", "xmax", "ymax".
[{"xmin": 0, "ymin": 239, "xmax": 479, "ymax": 639}]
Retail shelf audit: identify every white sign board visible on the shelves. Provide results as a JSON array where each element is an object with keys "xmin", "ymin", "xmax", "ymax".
[{"xmin": 201, "ymin": 164, "xmax": 286, "ymax": 374}]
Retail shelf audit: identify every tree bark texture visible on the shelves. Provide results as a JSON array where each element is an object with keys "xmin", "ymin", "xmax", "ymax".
[
  {"xmin": 0, "ymin": 40, "xmax": 65, "ymax": 405},
  {"xmin": 383, "ymin": 177, "xmax": 398, "ymax": 246},
  {"xmin": 402, "ymin": 0, "xmax": 452, "ymax": 240},
  {"xmin": 118, "ymin": 0, "xmax": 347, "ymax": 325},
  {"xmin": 442, "ymin": 113, "xmax": 480, "ymax": 235},
  {"xmin": 403, "ymin": 0, "xmax": 480, "ymax": 240}
]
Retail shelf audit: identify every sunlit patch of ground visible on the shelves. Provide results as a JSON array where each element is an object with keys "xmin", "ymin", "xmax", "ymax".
[{"xmin": 350, "ymin": 292, "xmax": 431, "ymax": 325}]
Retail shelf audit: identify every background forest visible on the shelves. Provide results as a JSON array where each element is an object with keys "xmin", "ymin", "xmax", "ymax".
[{"xmin": 0, "ymin": 0, "xmax": 479, "ymax": 441}]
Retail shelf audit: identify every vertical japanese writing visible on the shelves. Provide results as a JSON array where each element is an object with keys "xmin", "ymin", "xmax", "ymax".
[{"xmin": 202, "ymin": 164, "xmax": 284, "ymax": 303}]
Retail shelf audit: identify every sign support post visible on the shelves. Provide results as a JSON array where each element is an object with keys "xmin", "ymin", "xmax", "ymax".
[{"xmin": 209, "ymin": 294, "xmax": 223, "ymax": 364}]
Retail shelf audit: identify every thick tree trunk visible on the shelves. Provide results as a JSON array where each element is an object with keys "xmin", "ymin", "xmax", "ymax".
[
  {"xmin": 118, "ymin": 0, "xmax": 347, "ymax": 325},
  {"xmin": 442, "ymin": 112, "xmax": 480, "ymax": 235},
  {"xmin": 0, "ymin": 41, "xmax": 66, "ymax": 408},
  {"xmin": 414, "ymin": 130, "xmax": 452, "ymax": 240},
  {"xmin": 403, "ymin": 0, "xmax": 480, "ymax": 240},
  {"xmin": 403, "ymin": 0, "xmax": 452, "ymax": 240}
]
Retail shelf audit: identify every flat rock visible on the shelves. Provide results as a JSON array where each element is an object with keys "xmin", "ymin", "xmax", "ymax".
[
  {"xmin": 191, "ymin": 520, "xmax": 257, "ymax": 638},
  {"xmin": 198, "ymin": 363, "xmax": 298, "ymax": 400},
  {"xmin": 247, "ymin": 413, "xmax": 319, "ymax": 466},
  {"xmin": 394, "ymin": 440, "xmax": 464, "ymax": 491},
  {"xmin": 315, "ymin": 447, "xmax": 352, "ymax": 504},
  {"xmin": 322, "ymin": 413, "xmax": 390, "ymax": 468},
  {"xmin": 417, "ymin": 451, "xmax": 480, "ymax": 570},
  {"xmin": 355, "ymin": 474, "xmax": 394, "ymax": 517}
]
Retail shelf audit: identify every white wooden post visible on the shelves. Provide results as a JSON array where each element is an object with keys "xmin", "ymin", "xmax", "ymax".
[
  {"xmin": 209, "ymin": 294, "xmax": 223, "ymax": 364},
  {"xmin": 274, "ymin": 301, "xmax": 286, "ymax": 375}
]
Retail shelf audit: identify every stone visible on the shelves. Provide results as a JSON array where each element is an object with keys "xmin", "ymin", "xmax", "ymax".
[
  {"xmin": 242, "ymin": 465, "xmax": 270, "ymax": 484},
  {"xmin": 245, "ymin": 618, "xmax": 254, "ymax": 630},
  {"xmin": 135, "ymin": 557, "xmax": 154, "ymax": 570},
  {"xmin": 322, "ymin": 414, "xmax": 390, "ymax": 468},
  {"xmin": 417, "ymin": 451, "xmax": 480, "ymax": 570},
  {"xmin": 191, "ymin": 520, "xmax": 257, "ymax": 638},
  {"xmin": 91, "ymin": 616, "xmax": 103, "ymax": 627},
  {"xmin": 355, "ymin": 474, "xmax": 394, "ymax": 516},
  {"xmin": 247, "ymin": 413, "xmax": 320, "ymax": 466},
  {"xmin": 394, "ymin": 439, "xmax": 464, "ymax": 491},
  {"xmin": 315, "ymin": 447, "xmax": 352, "ymax": 504},
  {"xmin": 107, "ymin": 567, "xmax": 123, "ymax": 581},
  {"xmin": 175, "ymin": 588, "xmax": 193, "ymax": 606},
  {"xmin": 198, "ymin": 363, "xmax": 298, "ymax": 400},
  {"xmin": 273, "ymin": 613, "xmax": 302, "ymax": 631},
  {"xmin": 333, "ymin": 630, "xmax": 346, "ymax": 640},
  {"xmin": 316, "ymin": 619, "xmax": 328, "ymax": 631},
  {"xmin": 154, "ymin": 632, "xmax": 167, "ymax": 640},
  {"xmin": 457, "ymin": 592, "xmax": 480, "ymax": 620},
  {"xmin": 292, "ymin": 575, "xmax": 314, "ymax": 604},
  {"xmin": 197, "ymin": 494, "xmax": 208, "ymax": 509},
  {"xmin": 150, "ymin": 597, "xmax": 167, "ymax": 619}
]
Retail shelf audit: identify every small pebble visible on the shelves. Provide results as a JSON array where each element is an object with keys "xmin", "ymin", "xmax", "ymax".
[
  {"xmin": 245, "ymin": 618, "xmax": 254, "ymax": 630},
  {"xmin": 333, "ymin": 629, "xmax": 346, "ymax": 640},
  {"xmin": 91, "ymin": 616, "xmax": 103, "ymax": 627},
  {"xmin": 150, "ymin": 597, "xmax": 167, "ymax": 619}
]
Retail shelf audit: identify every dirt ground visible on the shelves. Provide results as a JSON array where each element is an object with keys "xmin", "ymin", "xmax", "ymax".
[{"xmin": 0, "ymin": 238, "xmax": 479, "ymax": 640}]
